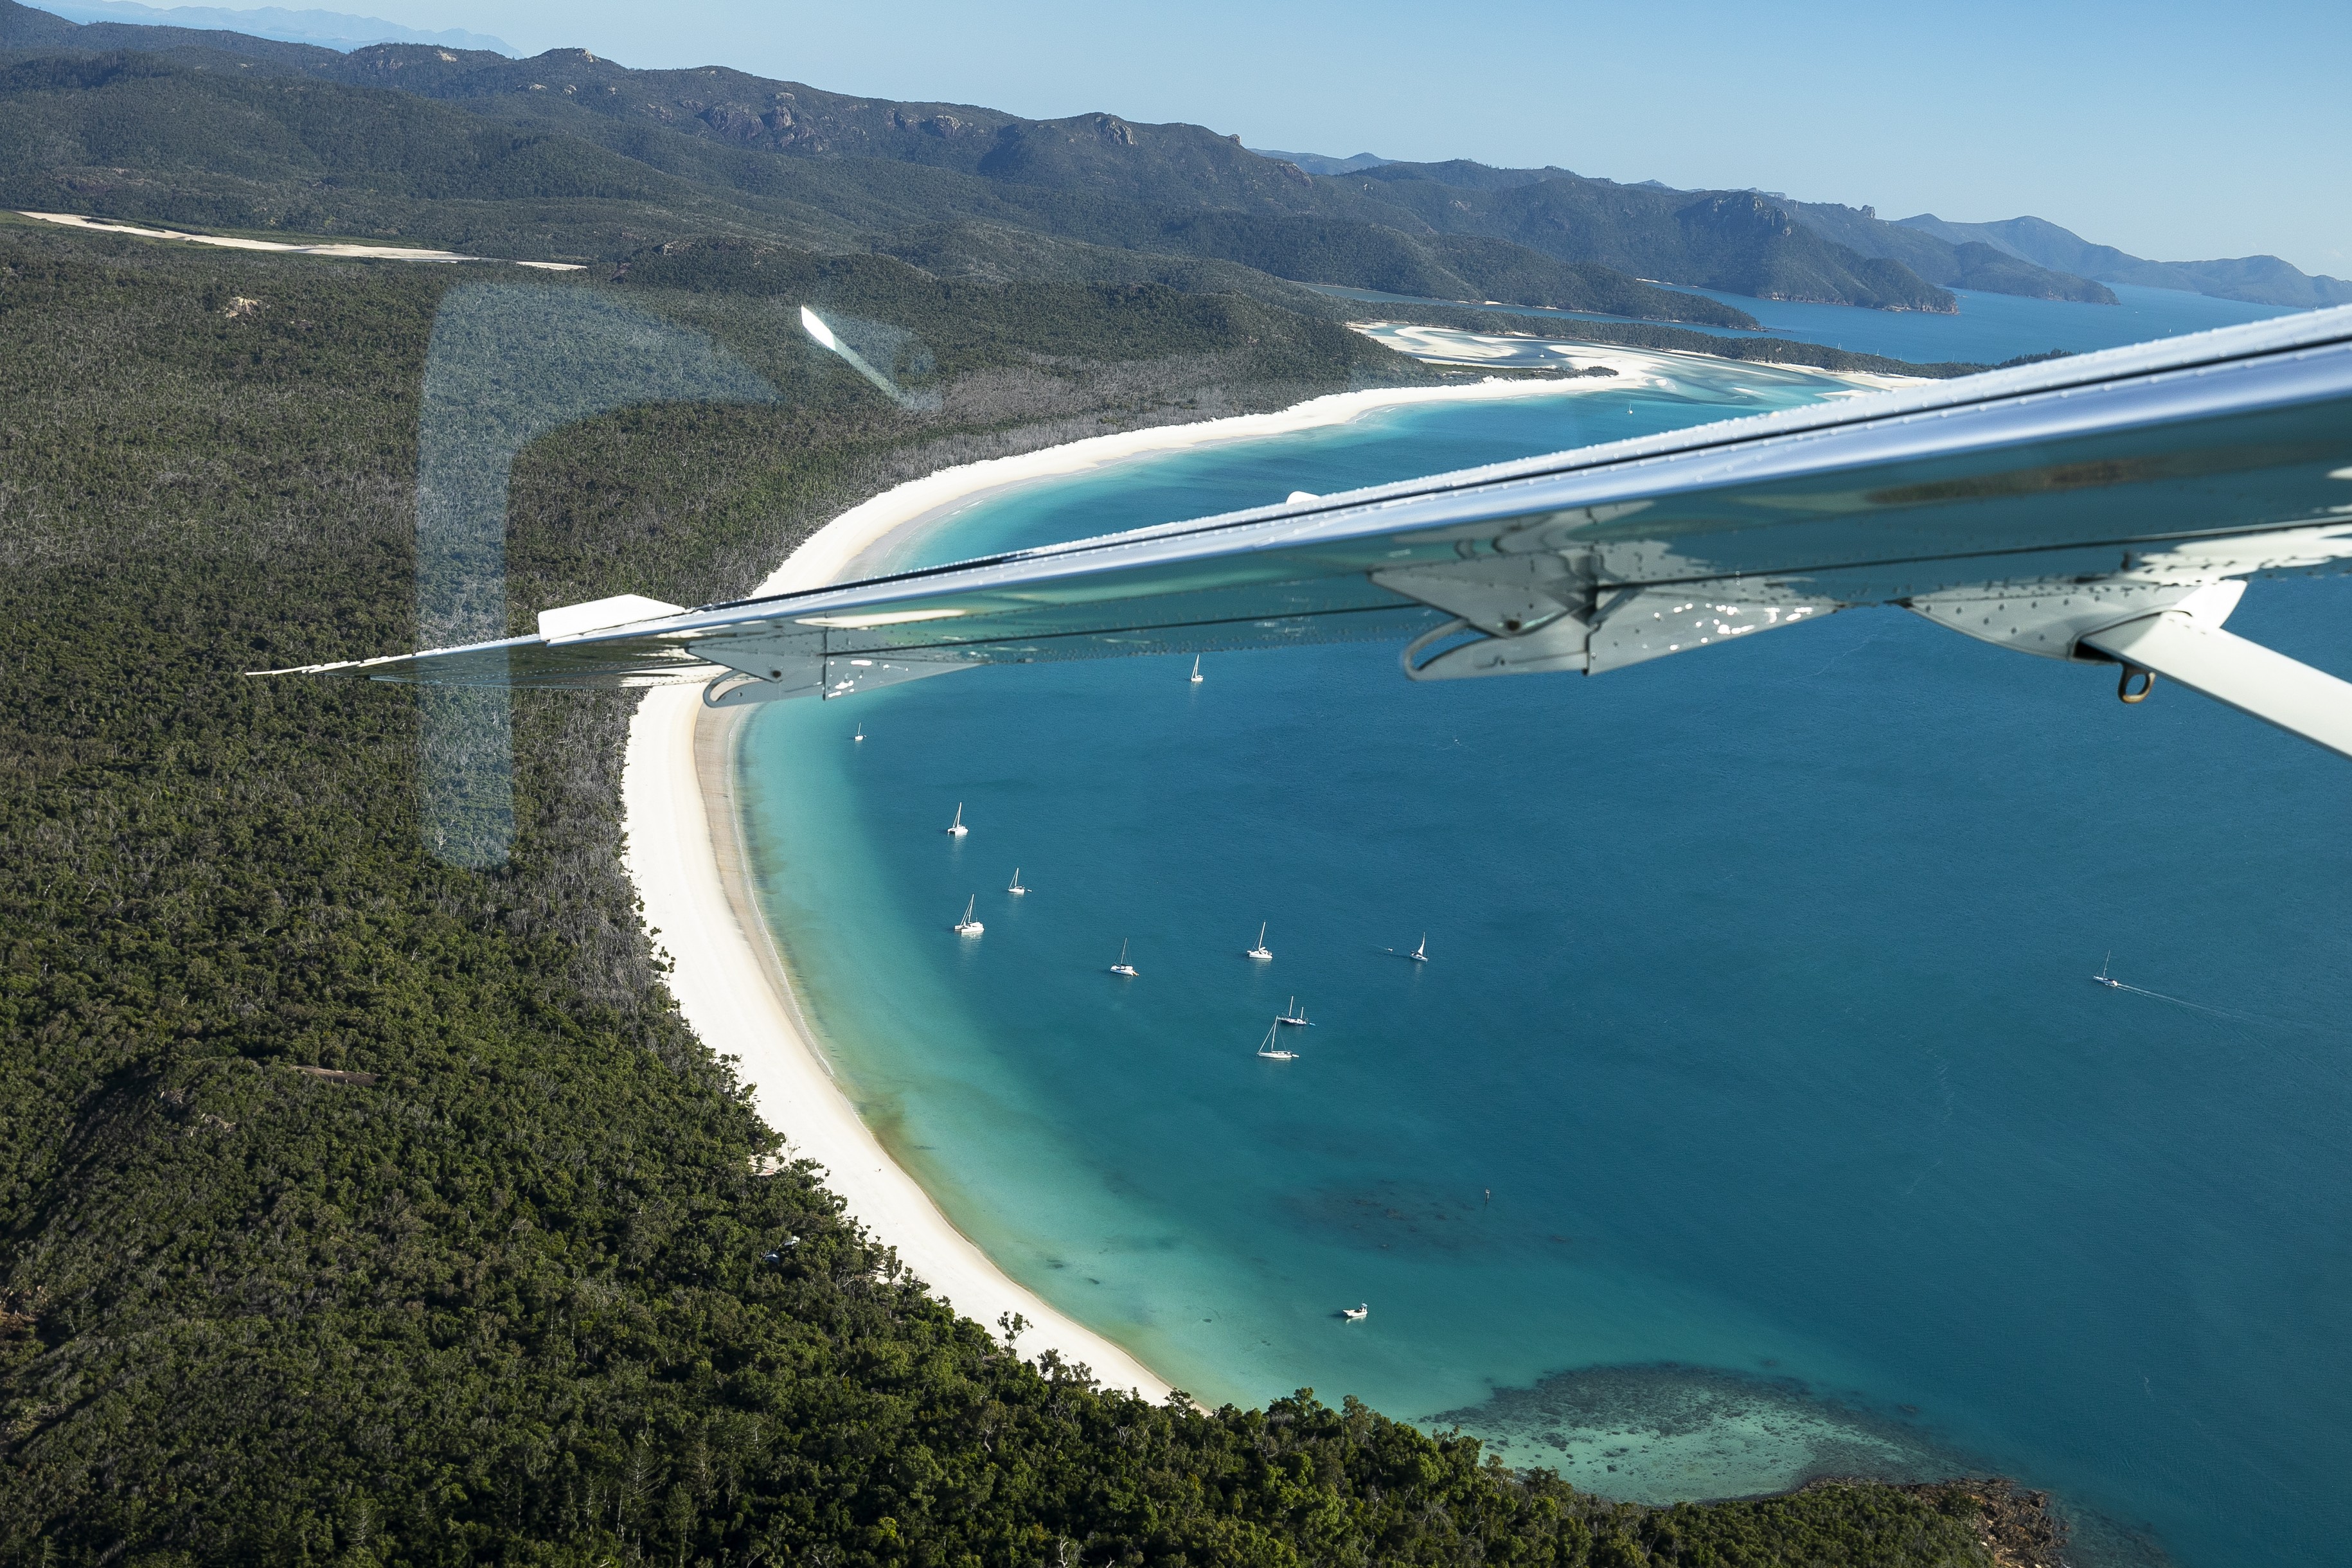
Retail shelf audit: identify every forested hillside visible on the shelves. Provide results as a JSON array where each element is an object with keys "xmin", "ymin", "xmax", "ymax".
[
  {"xmin": 0, "ymin": 0, "xmax": 2108, "ymax": 318},
  {"xmin": 0, "ymin": 210, "xmax": 2054, "ymax": 1564}
]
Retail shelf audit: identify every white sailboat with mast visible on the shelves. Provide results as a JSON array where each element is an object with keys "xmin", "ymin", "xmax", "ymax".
[
  {"xmin": 953, "ymin": 896, "xmax": 983, "ymax": 936},
  {"xmin": 1246, "ymin": 922, "xmax": 1272, "ymax": 961},
  {"xmin": 1007, "ymin": 868, "xmax": 1028, "ymax": 895},
  {"xmin": 1255, "ymin": 1020, "xmax": 1297, "ymax": 1061},
  {"xmin": 1189, "ymin": 655, "xmax": 1203, "ymax": 684},
  {"xmin": 1109, "ymin": 940, "xmax": 1139, "ymax": 977},
  {"xmin": 1276, "ymin": 997, "xmax": 1312, "ymax": 1026},
  {"xmin": 945, "ymin": 802, "xmax": 968, "ymax": 837}
]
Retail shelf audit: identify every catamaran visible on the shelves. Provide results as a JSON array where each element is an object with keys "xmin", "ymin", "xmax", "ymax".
[
  {"xmin": 1255, "ymin": 1020, "xmax": 1297, "ymax": 1061},
  {"xmin": 1007, "ymin": 868, "xmax": 1028, "ymax": 895},
  {"xmin": 1246, "ymin": 922, "xmax": 1272, "ymax": 961},
  {"xmin": 1109, "ymin": 940, "xmax": 1138, "ymax": 977},
  {"xmin": 953, "ymin": 895, "xmax": 983, "ymax": 936},
  {"xmin": 1276, "ymin": 997, "xmax": 1312, "ymax": 1026},
  {"xmin": 2092, "ymin": 952, "xmax": 2121, "ymax": 988},
  {"xmin": 945, "ymin": 802, "xmax": 968, "ymax": 837},
  {"xmin": 1189, "ymin": 655, "xmax": 1203, "ymax": 684}
]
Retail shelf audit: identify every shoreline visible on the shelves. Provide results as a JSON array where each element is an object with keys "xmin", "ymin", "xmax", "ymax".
[
  {"xmin": 740, "ymin": 370, "xmax": 1659, "ymax": 596},
  {"xmin": 619, "ymin": 364, "xmax": 1874, "ymax": 1402}
]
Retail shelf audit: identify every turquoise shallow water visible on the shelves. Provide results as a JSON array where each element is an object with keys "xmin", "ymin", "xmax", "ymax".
[
  {"xmin": 737, "ymin": 291, "xmax": 2351, "ymax": 1567},
  {"xmin": 1311, "ymin": 278, "xmax": 2292, "ymax": 363}
]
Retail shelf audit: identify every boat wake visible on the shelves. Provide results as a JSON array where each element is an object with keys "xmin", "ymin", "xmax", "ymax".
[{"xmin": 2092, "ymin": 957, "xmax": 2283, "ymax": 1029}]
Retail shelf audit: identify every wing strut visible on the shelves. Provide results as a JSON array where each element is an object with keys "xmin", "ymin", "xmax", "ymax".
[{"xmin": 2084, "ymin": 612, "xmax": 2352, "ymax": 760}]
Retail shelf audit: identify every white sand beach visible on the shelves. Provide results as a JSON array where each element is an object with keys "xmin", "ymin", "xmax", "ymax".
[
  {"xmin": 619, "ymin": 366, "xmax": 1853, "ymax": 1401},
  {"xmin": 1351, "ymin": 321, "xmax": 1926, "ymax": 392}
]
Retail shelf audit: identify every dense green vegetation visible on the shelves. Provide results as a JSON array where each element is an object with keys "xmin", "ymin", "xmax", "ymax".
[
  {"xmin": 0, "ymin": 218, "xmax": 2048, "ymax": 1564},
  {"xmin": 1150, "ymin": 215, "xmax": 1757, "ymax": 326}
]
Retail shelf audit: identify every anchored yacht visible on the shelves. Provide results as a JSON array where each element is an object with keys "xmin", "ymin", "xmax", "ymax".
[
  {"xmin": 1255, "ymin": 1021, "xmax": 1298, "ymax": 1061},
  {"xmin": 1007, "ymin": 868, "xmax": 1028, "ymax": 895},
  {"xmin": 953, "ymin": 896, "xmax": 983, "ymax": 936},
  {"xmin": 1246, "ymin": 922, "xmax": 1273, "ymax": 961},
  {"xmin": 945, "ymin": 802, "xmax": 968, "ymax": 837},
  {"xmin": 1276, "ymin": 997, "xmax": 1312, "ymax": 1026},
  {"xmin": 1341, "ymin": 1304, "xmax": 1369, "ymax": 1322},
  {"xmin": 1189, "ymin": 655, "xmax": 1203, "ymax": 684},
  {"xmin": 1109, "ymin": 940, "xmax": 1139, "ymax": 977}
]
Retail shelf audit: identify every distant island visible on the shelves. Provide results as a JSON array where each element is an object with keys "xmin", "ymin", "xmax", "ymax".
[{"xmin": 1901, "ymin": 211, "xmax": 2352, "ymax": 308}]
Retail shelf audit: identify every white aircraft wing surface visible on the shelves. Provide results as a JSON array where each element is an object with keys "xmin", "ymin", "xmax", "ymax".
[{"xmin": 271, "ymin": 305, "xmax": 2352, "ymax": 754}]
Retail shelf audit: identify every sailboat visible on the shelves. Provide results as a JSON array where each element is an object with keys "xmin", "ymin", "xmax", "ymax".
[
  {"xmin": 1189, "ymin": 655, "xmax": 1204, "ymax": 684},
  {"xmin": 853, "ymin": 724, "xmax": 864, "ymax": 742},
  {"xmin": 1409, "ymin": 933, "xmax": 1428, "ymax": 963},
  {"xmin": 1007, "ymin": 868, "xmax": 1028, "ymax": 895},
  {"xmin": 1245, "ymin": 922, "xmax": 1272, "ymax": 961},
  {"xmin": 1276, "ymin": 997, "xmax": 1312, "ymax": 1026},
  {"xmin": 2092, "ymin": 952, "xmax": 2121, "ymax": 988},
  {"xmin": 1109, "ymin": 940, "xmax": 1139, "ymax": 977},
  {"xmin": 1255, "ymin": 1020, "xmax": 1297, "ymax": 1061},
  {"xmin": 945, "ymin": 802, "xmax": 968, "ymax": 837},
  {"xmin": 953, "ymin": 895, "xmax": 983, "ymax": 936}
]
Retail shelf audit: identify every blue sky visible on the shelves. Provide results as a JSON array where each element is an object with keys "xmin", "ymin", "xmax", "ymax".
[{"xmin": 110, "ymin": 0, "xmax": 2352, "ymax": 273}]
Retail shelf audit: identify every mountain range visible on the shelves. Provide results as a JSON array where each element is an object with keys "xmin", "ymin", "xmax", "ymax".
[{"xmin": 4, "ymin": 0, "xmax": 2225, "ymax": 323}]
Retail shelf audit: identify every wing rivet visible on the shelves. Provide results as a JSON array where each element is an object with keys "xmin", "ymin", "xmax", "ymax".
[{"xmin": 2118, "ymin": 665, "xmax": 2157, "ymax": 704}]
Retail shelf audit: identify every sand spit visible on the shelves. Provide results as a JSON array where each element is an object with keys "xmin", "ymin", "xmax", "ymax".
[{"xmin": 17, "ymin": 210, "xmax": 585, "ymax": 269}]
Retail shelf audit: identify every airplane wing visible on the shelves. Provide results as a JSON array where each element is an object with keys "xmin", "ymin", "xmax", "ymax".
[{"xmin": 267, "ymin": 305, "xmax": 2352, "ymax": 756}]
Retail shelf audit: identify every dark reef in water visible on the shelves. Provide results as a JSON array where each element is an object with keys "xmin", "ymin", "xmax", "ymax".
[{"xmin": 1434, "ymin": 1362, "xmax": 2176, "ymax": 1568}]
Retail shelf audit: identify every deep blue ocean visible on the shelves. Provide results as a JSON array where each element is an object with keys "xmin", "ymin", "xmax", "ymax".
[{"xmin": 737, "ymin": 287, "xmax": 2350, "ymax": 1567}]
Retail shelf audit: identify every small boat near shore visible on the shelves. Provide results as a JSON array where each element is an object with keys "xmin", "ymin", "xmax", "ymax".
[
  {"xmin": 1109, "ymin": 939, "xmax": 1139, "ymax": 977},
  {"xmin": 953, "ymin": 895, "xmax": 983, "ymax": 936},
  {"xmin": 1255, "ymin": 1020, "xmax": 1298, "ymax": 1061},
  {"xmin": 945, "ymin": 802, "xmax": 969, "ymax": 837},
  {"xmin": 1246, "ymin": 922, "xmax": 1272, "ymax": 961}
]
